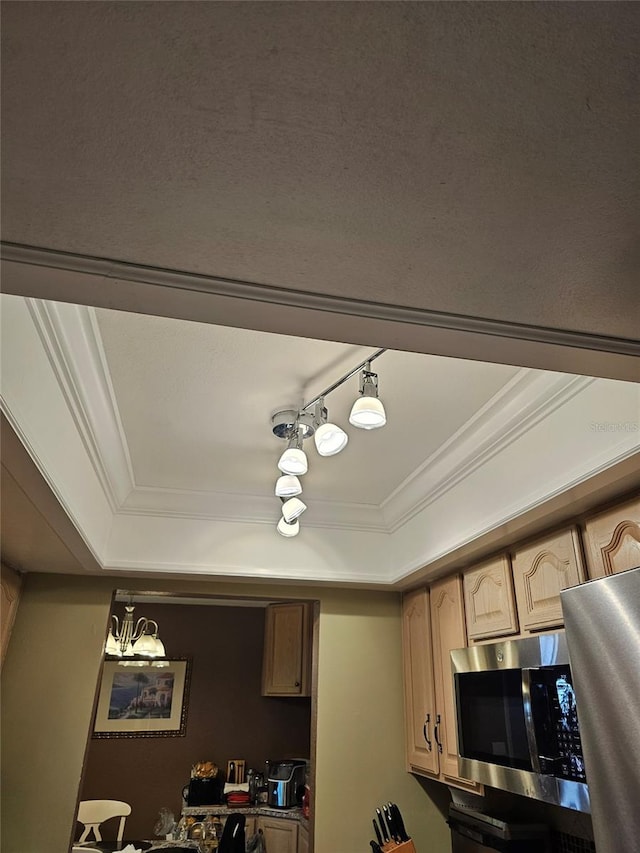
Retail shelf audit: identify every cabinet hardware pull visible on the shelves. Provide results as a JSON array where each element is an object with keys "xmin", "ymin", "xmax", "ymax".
[
  {"xmin": 423, "ymin": 713, "xmax": 432, "ymax": 750},
  {"xmin": 434, "ymin": 714, "xmax": 442, "ymax": 754},
  {"xmin": 295, "ymin": 681, "xmax": 300, "ymax": 687}
]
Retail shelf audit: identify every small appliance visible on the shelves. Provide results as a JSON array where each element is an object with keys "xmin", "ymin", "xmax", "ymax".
[
  {"xmin": 451, "ymin": 631, "xmax": 589, "ymax": 812},
  {"xmin": 266, "ymin": 759, "xmax": 307, "ymax": 808}
]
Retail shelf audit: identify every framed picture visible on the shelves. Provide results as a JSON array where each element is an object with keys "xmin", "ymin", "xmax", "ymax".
[{"xmin": 93, "ymin": 658, "xmax": 191, "ymax": 738}]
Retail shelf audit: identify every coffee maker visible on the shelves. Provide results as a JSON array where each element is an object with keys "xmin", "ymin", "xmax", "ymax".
[{"xmin": 266, "ymin": 759, "xmax": 307, "ymax": 809}]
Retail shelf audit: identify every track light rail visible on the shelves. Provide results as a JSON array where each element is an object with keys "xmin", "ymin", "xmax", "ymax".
[{"xmin": 301, "ymin": 348, "xmax": 387, "ymax": 411}]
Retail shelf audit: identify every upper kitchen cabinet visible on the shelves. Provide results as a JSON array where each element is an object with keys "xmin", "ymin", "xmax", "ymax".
[
  {"xmin": 512, "ymin": 528, "xmax": 586, "ymax": 633},
  {"xmin": 262, "ymin": 602, "xmax": 312, "ymax": 697},
  {"xmin": 583, "ymin": 497, "xmax": 640, "ymax": 579},
  {"xmin": 402, "ymin": 578, "xmax": 481, "ymax": 791},
  {"xmin": 1, "ymin": 563, "xmax": 22, "ymax": 667},
  {"xmin": 462, "ymin": 556, "xmax": 519, "ymax": 642},
  {"xmin": 402, "ymin": 587, "xmax": 439, "ymax": 776}
]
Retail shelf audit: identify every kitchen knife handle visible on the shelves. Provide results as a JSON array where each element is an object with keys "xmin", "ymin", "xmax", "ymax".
[
  {"xmin": 423, "ymin": 713, "xmax": 432, "ymax": 751},
  {"xmin": 383, "ymin": 804, "xmax": 397, "ymax": 842},
  {"xmin": 434, "ymin": 714, "xmax": 442, "ymax": 754},
  {"xmin": 376, "ymin": 808, "xmax": 389, "ymax": 842},
  {"xmin": 372, "ymin": 818, "xmax": 383, "ymax": 846},
  {"xmin": 390, "ymin": 803, "xmax": 409, "ymax": 842}
]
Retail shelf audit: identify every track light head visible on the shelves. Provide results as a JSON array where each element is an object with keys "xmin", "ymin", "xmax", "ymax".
[
  {"xmin": 275, "ymin": 474, "xmax": 303, "ymax": 497},
  {"xmin": 349, "ymin": 369, "xmax": 386, "ymax": 429},
  {"xmin": 277, "ymin": 430, "xmax": 308, "ymax": 475},
  {"xmin": 313, "ymin": 401, "xmax": 348, "ymax": 457},
  {"xmin": 282, "ymin": 496, "xmax": 307, "ymax": 522},
  {"xmin": 277, "ymin": 516, "xmax": 300, "ymax": 537}
]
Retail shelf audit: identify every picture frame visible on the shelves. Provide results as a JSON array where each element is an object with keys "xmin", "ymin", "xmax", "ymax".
[{"xmin": 93, "ymin": 658, "xmax": 191, "ymax": 738}]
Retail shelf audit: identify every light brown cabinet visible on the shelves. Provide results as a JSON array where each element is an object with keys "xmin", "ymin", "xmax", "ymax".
[
  {"xmin": 402, "ymin": 579, "xmax": 481, "ymax": 791},
  {"xmin": 512, "ymin": 528, "xmax": 586, "ymax": 633},
  {"xmin": 258, "ymin": 815, "xmax": 298, "ymax": 853},
  {"xmin": 583, "ymin": 497, "xmax": 640, "ymax": 579},
  {"xmin": 462, "ymin": 556, "xmax": 518, "ymax": 642},
  {"xmin": 1, "ymin": 563, "xmax": 22, "ymax": 667},
  {"xmin": 297, "ymin": 820, "xmax": 309, "ymax": 853},
  {"xmin": 262, "ymin": 602, "xmax": 312, "ymax": 696},
  {"xmin": 402, "ymin": 587, "xmax": 439, "ymax": 776}
]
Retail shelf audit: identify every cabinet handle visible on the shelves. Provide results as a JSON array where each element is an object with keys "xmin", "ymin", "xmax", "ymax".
[
  {"xmin": 434, "ymin": 714, "xmax": 443, "ymax": 754},
  {"xmin": 295, "ymin": 681, "xmax": 300, "ymax": 687},
  {"xmin": 423, "ymin": 713, "xmax": 432, "ymax": 751}
]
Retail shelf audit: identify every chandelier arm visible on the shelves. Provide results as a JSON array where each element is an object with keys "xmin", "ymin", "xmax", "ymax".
[
  {"xmin": 300, "ymin": 348, "xmax": 386, "ymax": 412},
  {"xmin": 131, "ymin": 617, "xmax": 149, "ymax": 643}
]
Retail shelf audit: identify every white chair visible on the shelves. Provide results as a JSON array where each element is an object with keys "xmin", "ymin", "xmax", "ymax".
[{"xmin": 76, "ymin": 799, "xmax": 132, "ymax": 843}]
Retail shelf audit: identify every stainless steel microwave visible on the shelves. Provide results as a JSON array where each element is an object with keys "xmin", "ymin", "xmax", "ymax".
[{"xmin": 451, "ymin": 632, "xmax": 590, "ymax": 813}]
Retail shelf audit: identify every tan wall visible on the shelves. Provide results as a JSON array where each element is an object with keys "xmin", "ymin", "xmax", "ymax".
[{"xmin": 0, "ymin": 574, "xmax": 451, "ymax": 853}]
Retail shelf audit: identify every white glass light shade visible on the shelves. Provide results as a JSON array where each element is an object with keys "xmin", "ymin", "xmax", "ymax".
[
  {"xmin": 282, "ymin": 496, "xmax": 307, "ymax": 522},
  {"xmin": 349, "ymin": 396, "xmax": 386, "ymax": 429},
  {"xmin": 277, "ymin": 517, "xmax": 300, "ymax": 537},
  {"xmin": 277, "ymin": 447, "xmax": 308, "ymax": 475},
  {"xmin": 275, "ymin": 474, "xmax": 302, "ymax": 497},
  {"xmin": 132, "ymin": 632, "xmax": 158, "ymax": 657},
  {"xmin": 152, "ymin": 659, "xmax": 170, "ymax": 668},
  {"xmin": 152, "ymin": 635, "xmax": 166, "ymax": 657},
  {"xmin": 105, "ymin": 629, "xmax": 121, "ymax": 656},
  {"xmin": 314, "ymin": 421, "xmax": 348, "ymax": 456}
]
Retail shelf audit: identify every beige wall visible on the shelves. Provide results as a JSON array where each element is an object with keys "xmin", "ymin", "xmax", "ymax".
[{"xmin": 1, "ymin": 573, "xmax": 451, "ymax": 853}]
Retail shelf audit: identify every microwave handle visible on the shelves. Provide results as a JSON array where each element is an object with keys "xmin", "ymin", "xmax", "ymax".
[{"xmin": 522, "ymin": 668, "xmax": 542, "ymax": 773}]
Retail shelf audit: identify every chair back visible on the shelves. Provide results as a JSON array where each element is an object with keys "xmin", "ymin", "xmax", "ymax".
[{"xmin": 76, "ymin": 799, "xmax": 132, "ymax": 843}]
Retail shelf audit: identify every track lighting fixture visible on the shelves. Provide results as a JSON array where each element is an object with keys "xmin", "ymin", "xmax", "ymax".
[
  {"xmin": 271, "ymin": 348, "xmax": 387, "ymax": 538},
  {"xmin": 349, "ymin": 367, "xmax": 386, "ymax": 430}
]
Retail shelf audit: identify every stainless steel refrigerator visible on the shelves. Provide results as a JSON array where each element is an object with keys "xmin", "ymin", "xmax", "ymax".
[{"xmin": 561, "ymin": 566, "xmax": 640, "ymax": 853}]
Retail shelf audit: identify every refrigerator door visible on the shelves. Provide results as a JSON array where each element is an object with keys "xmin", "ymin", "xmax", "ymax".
[{"xmin": 561, "ymin": 566, "xmax": 640, "ymax": 853}]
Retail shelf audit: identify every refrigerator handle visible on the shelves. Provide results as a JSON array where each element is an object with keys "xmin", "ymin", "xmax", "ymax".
[{"xmin": 522, "ymin": 668, "xmax": 541, "ymax": 773}]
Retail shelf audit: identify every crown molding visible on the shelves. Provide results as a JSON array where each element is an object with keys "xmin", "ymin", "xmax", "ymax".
[
  {"xmin": 27, "ymin": 299, "xmax": 135, "ymax": 509},
  {"xmin": 382, "ymin": 369, "xmax": 595, "ymax": 532}
]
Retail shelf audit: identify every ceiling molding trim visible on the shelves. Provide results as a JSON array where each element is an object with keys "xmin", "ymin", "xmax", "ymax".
[
  {"xmin": 26, "ymin": 299, "xmax": 135, "ymax": 509},
  {"xmin": 3, "ymin": 242, "xmax": 640, "ymax": 358},
  {"xmin": 382, "ymin": 370, "xmax": 595, "ymax": 532},
  {"xmin": 120, "ymin": 486, "xmax": 387, "ymax": 532},
  {"xmin": 388, "ymin": 445, "xmax": 640, "ymax": 585}
]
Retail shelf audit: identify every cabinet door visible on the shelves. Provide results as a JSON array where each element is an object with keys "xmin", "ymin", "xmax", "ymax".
[
  {"xmin": 258, "ymin": 816, "xmax": 298, "ymax": 853},
  {"xmin": 583, "ymin": 498, "xmax": 640, "ymax": 579},
  {"xmin": 1, "ymin": 563, "xmax": 22, "ymax": 668},
  {"xmin": 430, "ymin": 576, "xmax": 478, "ymax": 788},
  {"xmin": 512, "ymin": 528, "xmax": 586, "ymax": 632},
  {"xmin": 402, "ymin": 588, "xmax": 439, "ymax": 776},
  {"xmin": 463, "ymin": 556, "xmax": 518, "ymax": 641},
  {"xmin": 262, "ymin": 602, "xmax": 312, "ymax": 696},
  {"xmin": 297, "ymin": 821, "xmax": 309, "ymax": 853}
]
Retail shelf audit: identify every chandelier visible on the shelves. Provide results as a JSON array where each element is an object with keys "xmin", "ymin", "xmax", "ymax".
[
  {"xmin": 105, "ymin": 601, "xmax": 166, "ymax": 659},
  {"xmin": 272, "ymin": 348, "xmax": 387, "ymax": 537}
]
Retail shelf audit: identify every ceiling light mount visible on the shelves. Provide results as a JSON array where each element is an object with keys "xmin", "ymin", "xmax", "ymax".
[{"xmin": 271, "ymin": 409, "xmax": 315, "ymax": 440}]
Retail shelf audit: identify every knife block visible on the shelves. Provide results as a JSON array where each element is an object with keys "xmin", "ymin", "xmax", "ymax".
[{"xmin": 382, "ymin": 841, "xmax": 416, "ymax": 853}]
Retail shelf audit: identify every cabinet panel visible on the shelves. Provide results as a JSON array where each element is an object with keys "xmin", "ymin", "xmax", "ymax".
[
  {"xmin": 583, "ymin": 498, "xmax": 640, "ymax": 579},
  {"xmin": 512, "ymin": 528, "xmax": 586, "ymax": 632},
  {"xmin": 402, "ymin": 588, "xmax": 438, "ymax": 775},
  {"xmin": 297, "ymin": 821, "xmax": 309, "ymax": 853},
  {"xmin": 463, "ymin": 556, "xmax": 518, "ymax": 641},
  {"xmin": 262, "ymin": 602, "xmax": 312, "ymax": 696},
  {"xmin": 1, "ymin": 563, "xmax": 22, "ymax": 668},
  {"xmin": 258, "ymin": 816, "xmax": 298, "ymax": 853},
  {"xmin": 430, "ymin": 576, "xmax": 478, "ymax": 788}
]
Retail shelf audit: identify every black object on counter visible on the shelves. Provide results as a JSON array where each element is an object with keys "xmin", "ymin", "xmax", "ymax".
[
  {"xmin": 185, "ymin": 776, "xmax": 225, "ymax": 806},
  {"xmin": 372, "ymin": 818, "xmax": 383, "ymax": 846},
  {"xmin": 370, "ymin": 841, "xmax": 382, "ymax": 853},
  {"xmin": 389, "ymin": 802, "xmax": 409, "ymax": 842},
  {"xmin": 218, "ymin": 812, "xmax": 246, "ymax": 853}
]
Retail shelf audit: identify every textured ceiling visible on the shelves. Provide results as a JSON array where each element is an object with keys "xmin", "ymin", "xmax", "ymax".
[{"xmin": 2, "ymin": 1, "xmax": 640, "ymax": 342}]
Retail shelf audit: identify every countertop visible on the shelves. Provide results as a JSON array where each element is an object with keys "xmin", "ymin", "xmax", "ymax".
[{"xmin": 181, "ymin": 804, "xmax": 305, "ymax": 823}]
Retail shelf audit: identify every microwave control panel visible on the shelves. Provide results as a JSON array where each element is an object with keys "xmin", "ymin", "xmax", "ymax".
[{"xmin": 530, "ymin": 665, "xmax": 587, "ymax": 784}]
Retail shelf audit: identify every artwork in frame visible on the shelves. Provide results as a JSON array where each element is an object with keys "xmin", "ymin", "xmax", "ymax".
[{"xmin": 93, "ymin": 658, "xmax": 191, "ymax": 738}]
